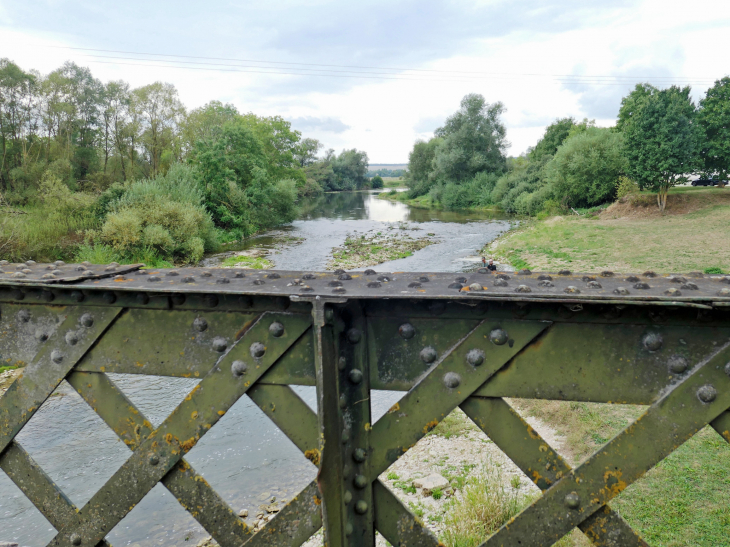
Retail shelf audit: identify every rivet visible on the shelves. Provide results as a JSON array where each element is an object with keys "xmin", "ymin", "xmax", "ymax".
[
  {"xmin": 349, "ymin": 369, "xmax": 363, "ymax": 384},
  {"xmin": 70, "ymin": 533, "xmax": 82, "ymax": 546},
  {"xmin": 587, "ymin": 281, "xmax": 602, "ymax": 289},
  {"xmin": 238, "ymin": 295, "xmax": 253, "ymax": 308},
  {"xmin": 345, "ymin": 523, "xmax": 353, "ymax": 536},
  {"xmin": 642, "ymin": 333, "xmax": 663, "ymax": 352},
  {"xmin": 469, "ymin": 283, "xmax": 483, "ymax": 291},
  {"xmin": 353, "ymin": 448, "xmax": 367, "ymax": 462},
  {"xmin": 166, "ymin": 270, "xmax": 179, "ymax": 277},
  {"xmin": 338, "ymin": 356, "xmax": 347, "ymax": 371},
  {"xmin": 193, "ymin": 317, "xmax": 208, "ymax": 332},
  {"xmin": 344, "ymin": 490, "xmax": 353, "ymax": 504},
  {"xmin": 201, "ymin": 271, "xmax": 212, "ymax": 277},
  {"xmin": 564, "ymin": 492, "xmax": 580, "ymax": 509},
  {"xmin": 136, "ymin": 293, "xmax": 150, "ymax": 305},
  {"xmin": 149, "ymin": 454, "xmax": 160, "ymax": 466},
  {"xmin": 325, "ymin": 307, "xmax": 334, "ymax": 322},
  {"xmin": 103, "ymin": 291, "xmax": 116, "ymax": 304},
  {"xmin": 489, "ymin": 328, "xmax": 508, "ymax": 345},
  {"xmin": 183, "ymin": 276, "xmax": 195, "ymax": 283},
  {"xmin": 171, "ymin": 294, "xmax": 186, "ymax": 306},
  {"xmin": 367, "ymin": 281, "xmax": 381, "ymax": 288},
  {"xmin": 65, "ymin": 331, "xmax": 79, "ymax": 346},
  {"xmin": 354, "ymin": 475, "xmax": 368, "ymax": 489},
  {"xmin": 275, "ymin": 296, "xmax": 290, "ymax": 310},
  {"xmin": 35, "ymin": 329, "xmax": 48, "ymax": 342},
  {"xmin": 40, "ymin": 290, "xmax": 55, "ymax": 302},
  {"xmin": 250, "ymin": 342, "xmax": 266, "ymax": 358},
  {"xmin": 409, "ymin": 282, "xmax": 422, "ymax": 288},
  {"xmin": 355, "ymin": 500, "xmax": 368, "ymax": 514},
  {"xmin": 269, "ymin": 322, "xmax": 285, "ymax": 337},
  {"xmin": 347, "ymin": 328, "xmax": 362, "ymax": 344},
  {"xmin": 339, "ymin": 394, "xmax": 347, "ymax": 409},
  {"xmin": 443, "ymin": 372, "xmax": 461, "ymax": 388},
  {"xmin": 232, "ymin": 360, "xmax": 248, "ymax": 377},
  {"xmin": 420, "ymin": 346, "xmax": 437, "ymax": 364},
  {"xmin": 398, "ymin": 323, "xmax": 415, "ymax": 340},
  {"xmin": 216, "ymin": 277, "xmax": 230, "ymax": 284},
  {"xmin": 697, "ymin": 384, "xmax": 717, "ymax": 403},
  {"xmin": 148, "ymin": 276, "xmax": 161, "ymax": 282},
  {"xmin": 448, "ymin": 283, "xmax": 463, "ymax": 289},
  {"xmin": 667, "ymin": 355, "xmax": 688, "ymax": 374},
  {"xmin": 339, "ymin": 273, "xmax": 352, "ymax": 281},
  {"xmin": 466, "ymin": 349, "xmax": 485, "ymax": 367},
  {"xmin": 12, "ymin": 289, "xmax": 25, "ymax": 300},
  {"xmin": 342, "ymin": 428, "xmax": 351, "ymax": 442},
  {"xmin": 51, "ymin": 350, "xmax": 63, "ymax": 363},
  {"xmin": 564, "ymin": 286, "xmax": 580, "ymax": 294},
  {"xmin": 70, "ymin": 290, "xmax": 85, "ymax": 302},
  {"xmin": 613, "ymin": 287, "xmax": 630, "ymax": 295},
  {"xmin": 212, "ymin": 337, "xmax": 227, "ymax": 352},
  {"xmin": 17, "ymin": 309, "xmax": 30, "ymax": 323},
  {"xmin": 204, "ymin": 295, "xmax": 219, "ymax": 308}
]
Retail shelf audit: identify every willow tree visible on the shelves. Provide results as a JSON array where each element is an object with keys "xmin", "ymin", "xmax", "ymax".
[{"xmin": 623, "ymin": 85, "xmax": 698, "ymax": 212}]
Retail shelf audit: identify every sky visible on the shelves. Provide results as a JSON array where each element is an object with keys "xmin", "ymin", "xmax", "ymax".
[{"xmin": 1, "ymin": 0, "xmax": 729, "ymax": 163}]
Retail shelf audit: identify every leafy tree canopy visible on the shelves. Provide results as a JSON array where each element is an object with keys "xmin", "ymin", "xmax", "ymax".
[
  {"xmin": 529, "ymin": 117, "xmax": 576, "ymax": 161},
  {"xmin": 697, "ymin": 76, "xmax": 730, "ymax": 180},
  {"xmin": 433, "ymin": 93, "xmax": 508, "ymax": 182}
]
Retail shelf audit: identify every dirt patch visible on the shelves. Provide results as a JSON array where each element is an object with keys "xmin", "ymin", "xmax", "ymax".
[
  {"xmin": 0, "ymin": 368, "xmax": 22, "ymax": 396},
  {"xmin": 601, "ymin": 189, "xmax": 730, "ymax": 220}
]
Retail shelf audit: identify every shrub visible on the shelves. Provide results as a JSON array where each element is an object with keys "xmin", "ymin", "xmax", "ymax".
[
  {"xmin": 90, "ymin": 164, "xmax": 218, "ymax": 264},
  {"xmin": 371, "ymin": 175, "xmax": 384, "ymax": 189},
  {"xmin": 616, "ymin": 176, "xmax": 640, "ymax": 199},
  {"xmin": 546, "ymin": 127, "xmax": 627, "ymax": 208}
]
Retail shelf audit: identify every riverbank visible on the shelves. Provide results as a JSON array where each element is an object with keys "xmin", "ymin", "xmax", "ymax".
[
  {"xmin": 484, "ymin": 186, "xmax": 730, "ymax": 273},
  {"xmin": 377, "ymin": 189, "xmax": 504, "ymax": 215}
]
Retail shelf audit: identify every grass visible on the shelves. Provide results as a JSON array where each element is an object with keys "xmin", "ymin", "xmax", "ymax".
[
  {"xmin": 0, "ymin": 364, "xmax": 21, "ymax": 374},
  {"xmin": 428, "ymin": 408, "xmax": 481, "ymax": 439},
  {"xmin": 220, "ymin": 254, "xmax": 274, "ymax": 269},
  {"xmin": 511, "ymin": 398, "xmax": 730, "ymax": 546},
  {"xmin": 489, "ymin": 187, "xmax": 730, "ymax": 272}
]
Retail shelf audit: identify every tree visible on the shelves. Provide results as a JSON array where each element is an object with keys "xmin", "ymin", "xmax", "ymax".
[
  {"xmin": 370, "ymin": 175, "xmax": 384, "ymax": 188},
  {"xmin": 294, "ymin": 137, "xmax": 322, "ymax": 167},
  {"xmin": 546, "ymin": 127, "xmax": 626, "ymax": 207},
  {"xmin": 405, "ymin": 137, "xmax": 441, "ymax": 197},
  {"xmin": 433, "ymin": 94, "xmax": 508, "ymax": 182},
  {"xmin": 240, "ymin": 113, "xmax": 303, "ymax": 182},
  {"xmin": 331, "ymin": 149, "xmax": 369, "ymax": 190},
  {"xmin": 617, "ymin": 83, "xmax": 658, "ymax": 131},
  {"xmin": 697, "ymin": 76, "xmax": 730, "ymax": 181},
  {"xmin": 529, "ymin": 117, "xmax": 576, "ymax": 161},
  {"xmin": 0, "ymin": 59, "xmax": 37, "ymax": 189},
  {"xmin": 181, "ymin": 101, "xmax": 240, "ymax": 154},
  {"xmin": 624, "ymin": 86, "xmax": 699, "ymax": 211},
  {"xmin": 132, "ymin": 82, "xmax": 185, "ymax": 177}
]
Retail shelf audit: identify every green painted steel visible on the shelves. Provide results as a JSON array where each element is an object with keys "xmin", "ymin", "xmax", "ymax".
[{"xmin": 0, "ymin": 263, "xmax": 729, "ymax": 547}]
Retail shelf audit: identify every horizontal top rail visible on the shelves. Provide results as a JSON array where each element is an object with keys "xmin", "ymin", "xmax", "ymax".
[{"xmin": 0, "ymin": 261, "xmax": 728, "ymax": 306}]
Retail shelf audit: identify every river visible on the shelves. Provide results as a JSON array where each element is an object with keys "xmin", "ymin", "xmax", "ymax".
[{"xmin": 0, "ymin": 190, "xmax": 514, "ymax": 546}]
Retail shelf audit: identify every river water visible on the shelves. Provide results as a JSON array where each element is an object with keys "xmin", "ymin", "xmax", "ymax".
[{"xmin": 0, "ymin": 191, "xmax": 513, "ymax": 546}]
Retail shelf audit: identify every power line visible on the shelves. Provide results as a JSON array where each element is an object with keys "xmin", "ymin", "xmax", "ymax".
[{"xmin": 46, "ymin": 45, "xmax": 718, "ymax": 85}]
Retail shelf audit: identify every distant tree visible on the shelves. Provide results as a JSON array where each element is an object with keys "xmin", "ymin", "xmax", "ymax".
[
  {"xmin": 617, "ymin": 83, "xmax": 658, "ymax": 131},
  {"xmin": 132, "ymin": 82, "xmax": 185, "ymax": 177},
  {"xmin": 405, "ymin": 137, "xmax": 441, "ymax": 197},
  {"xmin": 433, "ymin": 93, "xmax": 508, "ymax": 182},
  {"xmin": 697, "ymin": 76, "xmax": 730, "ymax": 181},
  {"xmin": 546, "ymin": 127, "xmax": 626, "ymax": 208},
  {"xmin": 624, "ymin": 86, "xmax": 699, "ymax": 211},
  {"xmin": 529, "ymin": 117, "xmax": 576, "ymax": 161},
  {"xmin": 294, "ymin": 137, "xmax": 322, "ymax": 167},
  {"xmin": 331, "ymin": 149, "xmax": 369, "ymax": 190},
  {"xmin": 181, "ymin": 101, "xmax": 241, "ymax": 153},
  {"xmin": 370, "ymin": 175, "xmax": 384, "ymax": 188}
]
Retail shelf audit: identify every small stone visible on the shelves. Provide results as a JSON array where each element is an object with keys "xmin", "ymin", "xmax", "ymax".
[
  {"xmin": 413, "ymin": 474, "xmax": 450, "ymax": 496},
  {"xmin": 238, "ymin": 509, "xmax": 248, "ymax": 517},
  {"xmin": 469, "ymin": 283, "xmax": 483, "ymax": 291}
]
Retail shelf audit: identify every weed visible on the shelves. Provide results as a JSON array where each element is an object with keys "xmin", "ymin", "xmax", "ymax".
[
  {"xmin": 432, "ymin": 487, "xmax": 443, "ymax": 500},
  {"xmin": 387, "ymin": 471, "xmax": 399, "ymax": 481},
  {"xmin": 220, "ymin": 255, "xmax": 273, "ymax": 269},
  {"xmin": 408, "ymin": 501, "xmax": 425, "ymax": 519},
  {"xmin": 705, "ymin": 266, "xmax": 725, "ymax": 274},
  {"xmin": 510, "ymin": 476, "xmax": 521, "ymax": 490}
]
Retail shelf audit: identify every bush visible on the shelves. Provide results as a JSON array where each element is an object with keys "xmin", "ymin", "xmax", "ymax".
[
  {"xmin": 616, "ymin": 176, "xmax": 640, "ymax": 199},
  {"xmin": 89, "ymin": 164, "xmax": 218, "ymax": 264},
  {"xmin": 546, "ymin": 127, "xmax": 626, "ymax": 208},
  {"xmin": 371, "ymin": 175, "xmax": 384, "ymax": 189}
]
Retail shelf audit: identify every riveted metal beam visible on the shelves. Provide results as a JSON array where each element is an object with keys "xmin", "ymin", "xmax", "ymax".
[
  {"xmin": 370, "ymin": 319, "xmax": 550, "ymax": 477},
  {"xmin": 0, "ymin": 306, "xmax": 122, "ymax": 454},
  {"xmin": 461, "ymin": 397, "xmax": 648, "ymax": 546},
  {"xmin": 49, "ymin": 312, "xmax": 310, "ymax": 547},
  {"xmin": 484, "ymin": 341, "xmax": 730, "ymax": 546}
]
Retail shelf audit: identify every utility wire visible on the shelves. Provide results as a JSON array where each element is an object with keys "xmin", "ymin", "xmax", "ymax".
[
  {"xmin": 48, "ymin": 45, "xmax": 715, "ymax": 82},
  {"xmin": 45, "ymin": 45, "xmax": 718, "ymax": 86}
]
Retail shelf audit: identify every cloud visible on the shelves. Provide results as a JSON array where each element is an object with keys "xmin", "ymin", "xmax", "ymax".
[
  {"xmin": 413, "ymin": 116, "xmax": 446, "ymax": 134},
  {"xmin": 291, "ymin": 116, "xmax": 351, "ymax": 133}
]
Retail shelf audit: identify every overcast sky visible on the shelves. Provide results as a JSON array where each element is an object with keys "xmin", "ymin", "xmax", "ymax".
[{"xmin": 1, "ymin": 0, "xmax": 729, "ymax": 163}]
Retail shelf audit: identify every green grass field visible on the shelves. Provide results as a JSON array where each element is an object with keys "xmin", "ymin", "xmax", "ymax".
[{"xmin": 489, "ymin": 187, "xmax": 730, "ymax": 273}]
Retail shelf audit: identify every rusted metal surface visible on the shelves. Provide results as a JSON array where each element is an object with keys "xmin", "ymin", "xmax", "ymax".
[{"xmin": 0, "ymin": 262, "xmax": 729, "ymax": 547}]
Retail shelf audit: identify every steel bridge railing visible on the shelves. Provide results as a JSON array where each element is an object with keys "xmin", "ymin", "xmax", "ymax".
[{"xmin": 1, "ymin": 262, "xmax": 730, "ymax": 546}]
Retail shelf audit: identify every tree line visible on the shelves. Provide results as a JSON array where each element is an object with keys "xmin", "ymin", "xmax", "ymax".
[
  {"xmin": 0, "ymin": 58, "xmax": 370, "ymax": 264},
  {"xmin": 404, "ymin": 77, "xmax": 730, "ymax": 214}
]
